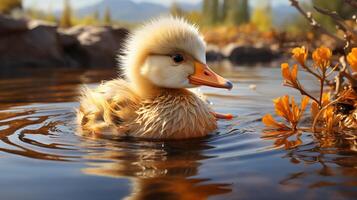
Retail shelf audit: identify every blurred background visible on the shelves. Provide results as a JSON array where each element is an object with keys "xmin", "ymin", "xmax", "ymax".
[
  {"xmin": 0, "ymin": 0, "xmax": 355, "ymax": 70},
  {"xmin": 0, "ymin": 2, "xmax": 356, "ymax": 199}
]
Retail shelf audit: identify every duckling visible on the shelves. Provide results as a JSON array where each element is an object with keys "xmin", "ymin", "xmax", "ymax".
[{"xmin": 77, "ymin": 17, "xmax": 233, "ymax": 139}]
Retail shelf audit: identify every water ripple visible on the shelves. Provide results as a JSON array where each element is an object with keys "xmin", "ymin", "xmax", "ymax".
[{"xmin": 1, "ymin": 67, "xmax": 357, "ymax": 200}]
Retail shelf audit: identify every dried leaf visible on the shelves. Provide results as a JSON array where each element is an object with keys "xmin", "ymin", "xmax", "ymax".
[{"xmin": 262, "ymin": 114, "xmax": 288, "ymax": 129}]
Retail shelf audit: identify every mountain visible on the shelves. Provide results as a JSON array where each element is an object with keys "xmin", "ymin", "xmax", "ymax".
[
  {"xmin": 74, "ymin": 0, "xmax": 201, "ymax": 22},
  {"xmin": 76, "ymin": 0, "xmax": 166, "ymax": 22},
  {"xmin": 272, "ymin": 4, "xmax": 300, "ymax": 26},
  {"xmin": 62, "ymin": 0, "xmax": 295, "ymax": 25}
]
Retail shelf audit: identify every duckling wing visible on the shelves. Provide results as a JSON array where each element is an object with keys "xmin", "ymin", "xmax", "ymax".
[{"xmin": 77, "ymin": 79, "xmax": 140, "ymax": 137}]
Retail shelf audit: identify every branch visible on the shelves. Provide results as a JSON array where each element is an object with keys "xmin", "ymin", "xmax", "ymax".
[
  {"xmin": 301, "ymin": 63, "xmax": 321, "ymax": 79},
  {"xmin": 339, "ymin": 56, "xmax": 357, "ymax": 87},
  {"xmin": 314, "ymin": 6, "xmax": 357, "ymax": 52},
  {"xmin": 313, "ymin": 6, "xmax": 353, "ymax": 34},
  {"xmin": 289, "ymin": 0, "xmax": 344, "ymax": 44}
]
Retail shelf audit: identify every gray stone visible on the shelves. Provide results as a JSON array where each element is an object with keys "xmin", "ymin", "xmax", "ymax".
[
  {"xmin": 0, "ymin": 15, "xmax": 130, "ymax": 69},
  {"xmin": 59, "ymin": 26, "xmax": 129, "ymax": 68},
  {"xmin": 0, "ymin": 15, "xmax": 28, "ymax": 34},
  {"xmin": 0, "ymin": 20, "xmax": 66, "ymax": 68},
  {"xmin": 228, "ymin": 46, "xmax": 281, "ymax": 64}
]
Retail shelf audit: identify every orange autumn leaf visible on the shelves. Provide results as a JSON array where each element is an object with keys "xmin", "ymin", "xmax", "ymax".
[
  {"xmin": 312, "ymin": 46, "xmax": 332, "ymax": 71},
  {"xmin": 324, "ymin": 106, "xmax": 338, "ymax": 133},
  {"xmin": 300, "ymin": 95, "xmax": 310, "ymax": 112},
  {"xmin": 275, "ymin": 136, "xmax": 302, "ymax": 149},
  {"xmin": 347, "ymin": 48, "xmax": 357, "ymax": 72},
  {"xmin": 262, "ymin": 129, "xmax": 302, "ymax": 149},
  {"xmin": 281, "ymin": 63, "xmax": 299, "ymax": 88},
  {"xmin": 292, "ymin": 46, "xmax": 308, "ymax": 65},
  {"xmin": 311, "ymin": 92, "xmax": 330, "ymax": 119},
  {"xmin": 274, "ymin": 95, "xmax": 292, "ymax": 120},
  {"xmin": 311, "ymin": 102, "xmax": 319, "ymax": 120},
  {"xmin": 262, "ymin": 129, "xmax": 294, "ymax": 137},
  {"xmin": 262, "ymin": 114, "xmax": 288, "ymax": 129},
  {"xmin": 263, "ymin": 95, "xmax": 309, "ymax": 130}
]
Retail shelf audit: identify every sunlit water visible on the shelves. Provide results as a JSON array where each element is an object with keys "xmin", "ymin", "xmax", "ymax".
[{"xmin": 1, "ymin": 62, "xmax": 357, "ymax": 200}]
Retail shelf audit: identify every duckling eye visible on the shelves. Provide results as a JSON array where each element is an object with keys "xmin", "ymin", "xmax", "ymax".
[{"xmin": 171, "ymin": 54, "xmax": 184, "ymax": 63}]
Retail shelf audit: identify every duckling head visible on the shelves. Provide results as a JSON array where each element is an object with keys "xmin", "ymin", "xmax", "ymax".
[{"xmin": 120, "ymin": 17, "xmax": 233, "ymax": 96}]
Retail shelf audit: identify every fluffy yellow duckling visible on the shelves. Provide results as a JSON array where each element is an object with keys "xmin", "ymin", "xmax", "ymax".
[{"xmin": 77, "ymin": 17, "xmax": 233, "ymax": 139}]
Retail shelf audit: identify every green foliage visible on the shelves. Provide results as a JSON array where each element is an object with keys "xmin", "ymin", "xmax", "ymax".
[
  {"xmin": 202, "ymin": 0, "xmax": 219, "ymax": 25},
  {"xmin": 313, "ymin": 0, "xmax": 355, "ymax": 18},
  {"xmin": 60, "ymin": 0, "xmax": 72, "ymax": 28},
  {"xmin": 0, "ymin": 0, "xmax": 22, "ymax": 14},
  {"xmin": 72, "ymin": 15, "xmax": 99, "ymax": 26},
  {"xmin": 313, "ymin": 0, "xmax": 355, "ymax": 32},
  {"xmin": 223, "ymin": 0, "xmax": 238, "ymax": 25},
  {"xmin": 103, "ymin": 7, "xmax": 112, "ymax": 25},
  {"xmin": 45, "ymin": 12, "xmax": 57, "ymax": 23},
  {"xmin": 223, "ymin": 0, "xmax": 249, "ymax": 25},
  {"xmin": 203, "ymin": 0, "xmax": 250, "ymax": 26},
  {"xmin": 239, "ymin": 0, "xmax": 250, "ymax": 23},
  {"xmin": 281, "ymin": 15, "xmax": 310, "ymax": 36},
  {"xmin": 25, "ymin": 7, "xmax": 57, "ymax": 24},
  {"xmin": 221, "ymin": 0, "xmax": 228, "ymax": 21},
  {"xmin": 251, "ymin": 3, "xmax": 272, "ymax": 32}
]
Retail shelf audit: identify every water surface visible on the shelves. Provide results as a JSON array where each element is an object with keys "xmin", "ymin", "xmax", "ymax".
[{"xmin": 1, "ymin": 62, "xmax": 357, "ymax": 200}]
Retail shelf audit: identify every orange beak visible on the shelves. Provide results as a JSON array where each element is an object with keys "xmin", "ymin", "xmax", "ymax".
[{"xmin": 188, "ymin": 61, "xmax": 233, "ymax": 90}]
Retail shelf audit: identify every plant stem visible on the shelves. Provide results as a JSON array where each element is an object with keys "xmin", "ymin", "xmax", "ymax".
[
  {"xmin": 297, "ymin": 85, "xmax": 319, "ymax": 105},
  {"xmin": 312, "ymin": 95, "xmax": 344, "ymax": 132},
  {"xmin": 319, "ymin": 76, "xmax": 325, "ymax": 107},
  {"xmin": 302, "ymin": 63, "xmax": 320, "ymax": 79}
]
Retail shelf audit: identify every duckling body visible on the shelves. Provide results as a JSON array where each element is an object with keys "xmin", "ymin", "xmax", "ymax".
[
  {"xmin": 131, "ymin": 88, "xmax": 216, "ymax": 139},
  {"xmin": 77, "ymin": 17, "xmax": 232, "ymax": 139},
  {"xmin": 78, "ymin": 80, "xmax": 216, "ymax": 139}
]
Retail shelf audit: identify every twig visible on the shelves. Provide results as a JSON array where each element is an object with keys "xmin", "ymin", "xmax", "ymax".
[
  {"xmin": 289, "ymin": 0, "xmax": 344, "ymax": 44},
  {"xmin": 334, "ymin": 74, "xmax": 343, "ymax": 95},
  {"xmin": 313, "ymin": 6, "xmax": 357, "ymax": 52},
  {"xmin": 297, "ymin": 85, "xmax": 320, "ymax": 105},
  {"xmin": 313, "ymin": 6, "xmax": 353, "ymax": 34},
  {"xmin": 312, "ymin": 94, "xmax": 345, "ymax": 132},
  {"xmin": 326, "ymin": 63, "xmax": 340, "ymax": 77},
  {"xmin": 339, "ymin": 56, "xmax": 357, "ymax": 87},
  {"xmin": 301, "ymin": 63, "xmax": 320, "ymax": 79},
  {"xmin": 319, "ymin": 75, "xmax": 325, "ymax": 107}
]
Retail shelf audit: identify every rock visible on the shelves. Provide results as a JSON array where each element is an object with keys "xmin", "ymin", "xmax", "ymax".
[
  {"xmin": 28, "ymin": 19, "xmax": 56, "ymax": 29},
  {"xmin": 206, "ymin": 44, "xmax": 282, "ymax": 63},
  {"xmin": 60, "ymin": 26, "xmax": 129, "ymax": 68},
  {"xmin": 0, "ymin": 20, "xmax": 66, "ymax": 68},
  {"xmin": 228, "ymin": 46, "xmax": 281, "ymax": 64},
  {"xmin": 0, "ymin": 14, "xmax": 27, "ymax": 34},
  {"xmin": 0, "ymin": 15, "xmax": 130, "ymax": 69},
  {"xmin": 206, "ymin": 45, "xmax": 225, "ymax": 61},
  {"xmin": 58, "ymin": 32, "xmax": 79, "ymax": 48}
]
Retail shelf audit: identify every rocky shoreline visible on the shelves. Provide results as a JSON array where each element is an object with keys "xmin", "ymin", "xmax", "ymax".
[
  {"xmin": 0, "ymin": 15, "xmax": 281, "ymax": 69},
  {"xmin": 1, "ymin": 15, "xmax": 128, "ymax": 69},
  {"xmin": 206, "ymin": 45, "xmax": 281, "ymax": 64}
]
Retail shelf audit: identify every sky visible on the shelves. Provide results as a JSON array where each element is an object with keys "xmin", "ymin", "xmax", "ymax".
[{"xmin": 23, "ymin": 0, "xmax": 291, "ymax": 11}]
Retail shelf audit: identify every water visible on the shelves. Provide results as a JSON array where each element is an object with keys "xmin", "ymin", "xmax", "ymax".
[{"xmin": 0, "ymin": 62, "xmax": 356, "ymax": 200}]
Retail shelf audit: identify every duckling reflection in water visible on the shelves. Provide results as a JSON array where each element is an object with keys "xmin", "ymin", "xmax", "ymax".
[
  {"xmin": 80, "ymin": 139, "xmax": 231, "ymax": 200},
  {"xmin": 77, "ymin": 17, "xmax": 233, "ymax": 139}
]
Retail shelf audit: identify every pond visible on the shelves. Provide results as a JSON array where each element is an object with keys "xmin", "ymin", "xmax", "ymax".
[{"xmin": 0, "ymin": 61, "xmax": 357, "ymax": 200}]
